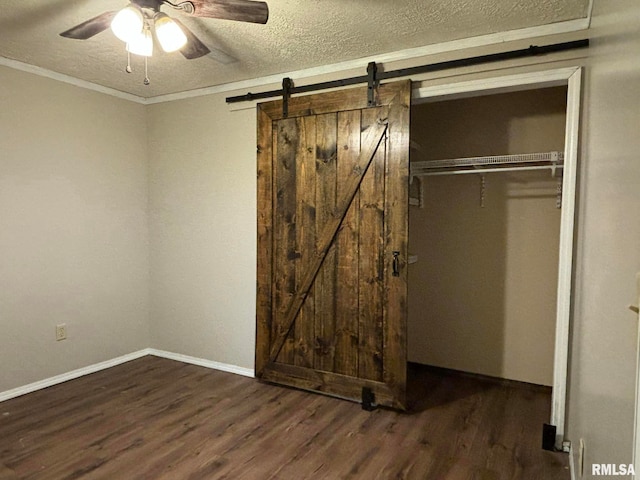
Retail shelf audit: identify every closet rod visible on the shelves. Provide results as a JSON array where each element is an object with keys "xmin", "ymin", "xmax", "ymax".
[{"xmin": 414, "ymin": 165, "xmax": 564, "ymax": 177}]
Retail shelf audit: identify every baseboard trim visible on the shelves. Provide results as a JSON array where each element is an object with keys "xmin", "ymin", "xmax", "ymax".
[
  {"xmin": 148, "ymin": 349, "xmax": 255, "ymax": 378},
  {"xmin": 0, "ymin": 349, "xmax": 255, "ymax": 403},
  {"xmin": 0, "ymin": 349, "xmax": 151, "ymax": 403}
]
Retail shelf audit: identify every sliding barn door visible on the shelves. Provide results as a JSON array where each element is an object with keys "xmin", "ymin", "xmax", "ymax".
[{"xmin": 256, "ymin": 81, "xmax": 410, "ymax": 409}]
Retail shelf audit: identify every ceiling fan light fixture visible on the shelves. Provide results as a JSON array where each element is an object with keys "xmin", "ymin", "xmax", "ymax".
[
  {"xmin": 126, "ymin": 28, "xmax": 154, "ymax": 57},
  {"xmin": 111, "ymin": 5, "xmax": 144, "ymax": 43},
  {"xmin": 154, "ymin": 13, "xmax": 188, "ymax": 53}
]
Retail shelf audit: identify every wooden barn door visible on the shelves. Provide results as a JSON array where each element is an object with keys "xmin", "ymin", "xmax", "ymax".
[{"xmin": 256, "ymin": 80, "xmax": 410, "ymax": 409}]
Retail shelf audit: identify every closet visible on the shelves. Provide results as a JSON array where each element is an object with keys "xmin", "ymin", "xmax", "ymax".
[{"xmin": 408, "ymin": 86, "xmax": 568, "ymax": 387}]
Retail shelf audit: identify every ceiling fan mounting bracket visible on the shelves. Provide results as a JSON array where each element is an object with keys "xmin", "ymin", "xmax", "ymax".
[
  {"xmin": 131, "ymin": 0, "xmax": 162, "ymax": 10},
  {"xmin": 130, "ymin": 0, "xmax": 194, "ymax": 14}
]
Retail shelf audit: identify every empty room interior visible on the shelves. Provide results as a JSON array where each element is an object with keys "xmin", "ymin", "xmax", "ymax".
[{"xmin": 1, "ymin": 0, "xmax": 639, "ymax": 478}]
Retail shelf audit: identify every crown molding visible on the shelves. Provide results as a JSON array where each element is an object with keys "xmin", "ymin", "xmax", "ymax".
[
  {"xmin": 1, "ymin": 16, "xmax": 590, "ymax": 106},
  {"xmin": 0, "ymin": 56, "xmax": 147, "ymax": 104}
]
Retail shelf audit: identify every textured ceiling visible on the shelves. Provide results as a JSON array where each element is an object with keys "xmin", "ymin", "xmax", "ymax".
[{"xmin": 0, "ymin": 0, "xmax": 590, "ymax": 98}]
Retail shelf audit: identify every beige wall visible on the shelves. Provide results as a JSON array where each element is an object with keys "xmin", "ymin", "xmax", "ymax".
[
  {"xmin": 0, "ymin": 0, "xmax": 638, "ymax": 473},
  {"xmin": 0, "ymin": 66, "xmax": 150, "ymax": 393},
  {"xmin": 569, "ymin": 0, "xmax": 640, "ymax": 472},
  {"xmin": 147, "ymin": 98, "xmax": 257, "ymax": 369},
  {"xmin": 408, "ymin": 89, "xmax": 566, "ymax": 386}
]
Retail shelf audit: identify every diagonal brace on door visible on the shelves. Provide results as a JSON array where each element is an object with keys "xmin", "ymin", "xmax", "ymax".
[{"xmin": 269, "ymin": 114, "xmax": 390, "ymax": 363}]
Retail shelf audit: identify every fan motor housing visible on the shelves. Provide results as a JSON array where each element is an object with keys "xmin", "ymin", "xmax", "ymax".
[{"xmin": 132, "ymin": 0, "xmax": 163, "ymax": 10}]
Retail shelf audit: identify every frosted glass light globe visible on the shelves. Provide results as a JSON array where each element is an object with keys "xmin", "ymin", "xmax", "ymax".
[
  {"xmin": 126, "ymin": 29, "xmax": 153, "ymax": 57},
  {"xmin": 155, "ymin": 13, "xmax": 187, "ymax": 52},
  {"xmin": 111, "ymin": 6, "xmax": 144, "ymax": 43}
]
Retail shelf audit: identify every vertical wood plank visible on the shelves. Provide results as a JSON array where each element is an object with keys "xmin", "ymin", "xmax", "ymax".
[
  {"xmin": 273, "ymin": 118, "xmax": 298, "ymax": 365},
  {"xmin": 255, "ymin": 106, "xmax": 273, "ymax": 377},
  {"xmin": 270, "ymin": 123, "xmax": 279, "ymax": 360},
  {"xmin": 334, "ymin": 110, "xmax": 361, "ymax": 377},
  {"xmin": 314, "ymin": 113, "xmax": 338, "ymax": 372},
  {"xmin": 266, "ymin": 121, "xmax": 389, "ymax": 363},
  {"xmin": 382, "ymin": 81, "xmax": 411, "ymax": 407},
  {"xmin": 358, "ymin": 107, "xmax": 386, "ymax": 382},
  {"xmin": 294, "ymin": 115, "xmax": 317, "ymax": 368}
]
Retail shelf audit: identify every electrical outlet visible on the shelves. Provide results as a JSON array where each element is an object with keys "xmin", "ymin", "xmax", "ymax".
[{"xmin": 55, "ymin": 324, "xmax": 67, "ymax": 341}]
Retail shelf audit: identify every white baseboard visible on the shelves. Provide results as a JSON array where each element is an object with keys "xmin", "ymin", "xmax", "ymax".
[
  {"xmin": 0, "ymin": 349, "xmax": 254, "ymax": 403},
  {"xmin": 148, "ymin": 349, "xmax": 255, "ymax": 378},
  {"xmin": 0, "ymin": 349, "xmax": 151, "ymax": 403}
]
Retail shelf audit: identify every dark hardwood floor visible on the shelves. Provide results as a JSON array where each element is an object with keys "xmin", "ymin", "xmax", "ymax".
[{"xmin": 0, "ymin": 356, "xmax": 569, "ymax": 479}]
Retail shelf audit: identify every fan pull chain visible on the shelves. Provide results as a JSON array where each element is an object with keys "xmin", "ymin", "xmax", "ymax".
[
  {"xmin": 125, "ymin": 50, "xmax": 132, "ymax": 74},
  {"xmin": 144, "ymin": 56, "xmax": 150, "ymax": 85}
]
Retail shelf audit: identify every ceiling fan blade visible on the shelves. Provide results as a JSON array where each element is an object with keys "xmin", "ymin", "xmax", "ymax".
[
  {"xmin": 206, "ymin": 46, "xmax": 238, "ymax": 65},
  {"xmin": 173, "ymin": 19, "xmax": 212, "ymax": 59},
  {"xmin": 186, "ymin": 0, "xmax": 269, "ymax": 24},
  {"xmin": 60, "ymin": 11, "xmax": 118, "ymax": 39}
]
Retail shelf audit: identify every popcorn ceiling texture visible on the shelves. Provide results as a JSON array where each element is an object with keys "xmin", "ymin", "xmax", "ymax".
[{"xmin": 0, "ymin": 0, "xmax": 589, "ymax": 97}]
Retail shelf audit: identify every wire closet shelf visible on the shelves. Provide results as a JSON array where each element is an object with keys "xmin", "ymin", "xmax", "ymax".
[{"xmin": 410, "ymin": 151, "xmax": 564, "ymax": 181}]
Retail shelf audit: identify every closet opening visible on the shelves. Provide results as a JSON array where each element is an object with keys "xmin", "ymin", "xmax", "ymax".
[{"xmin": 406, "ymin": 78, "xmax": 575, "ymax": 449}]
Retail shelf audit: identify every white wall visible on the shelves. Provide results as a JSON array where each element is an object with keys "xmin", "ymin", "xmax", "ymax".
[
  {"xmin": 147, "ymin": 98, "xmax": 257, "ymax": 369},
  {"xmin": 0, "ymin": 66, "xmax": 149, "ymax": 393},
  {"xmin": 408, "ymin": 90, "xmax": 565, "ymax": 386}
]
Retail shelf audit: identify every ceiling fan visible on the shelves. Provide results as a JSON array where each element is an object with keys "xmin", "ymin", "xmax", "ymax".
[{"xmin": 60, "ymin": 0, "xmax": 268, "ymax": 83}]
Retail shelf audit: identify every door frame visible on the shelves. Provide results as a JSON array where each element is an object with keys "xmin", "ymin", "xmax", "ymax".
[
  {"xmin": 633, "ymin": 273, "xmax": 640, "ymax": 475},
  {"xmin": 413, "ymin": 66, "xmax": 582, "ymax": 449}
]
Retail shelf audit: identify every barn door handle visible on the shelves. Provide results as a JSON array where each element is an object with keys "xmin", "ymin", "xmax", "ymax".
[{"xmin": 392, "ymin": 251, "xmax": 400, "ymax": 277}]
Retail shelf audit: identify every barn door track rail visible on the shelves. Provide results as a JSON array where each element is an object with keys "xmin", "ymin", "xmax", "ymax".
[{"xmin": 226, "ymin": 39, "xmax": 589, "ymax": 105}]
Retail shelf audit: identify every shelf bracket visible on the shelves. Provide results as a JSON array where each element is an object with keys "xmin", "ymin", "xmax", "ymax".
[
  {"xmin": 550, "ymin": 151, "xmax": 559, "ymax": 177},
  {"xmin": 409, "ymin": 176, "xmax": 424, "ymax": 208},
  {"xmin": 556, "ymin": 178, "xmax": 563, "ymax": 209}
]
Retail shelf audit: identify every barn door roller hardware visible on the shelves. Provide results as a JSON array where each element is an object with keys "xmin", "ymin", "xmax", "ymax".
[
  {"xmin": 282, "ymin": 77, "xmax": 293, "ymax": 117},
  {"xmin": 226, "ymin": 39, "xmax": 589, "ymax": 104},
  {"xmin": 367, "ymin": 61, "xmax": 379, "ymax": 107}
]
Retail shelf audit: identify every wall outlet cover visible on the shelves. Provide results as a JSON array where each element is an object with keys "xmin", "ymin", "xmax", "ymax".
[{"xmin": 55, "ymin": 324, "xmax": 67, "ymax": 341}]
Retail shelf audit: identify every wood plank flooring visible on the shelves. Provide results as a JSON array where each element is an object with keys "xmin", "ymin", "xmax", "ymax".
[{"xmin": 0, "ymin": 356, "xmax": 569, "ymax": 479}]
